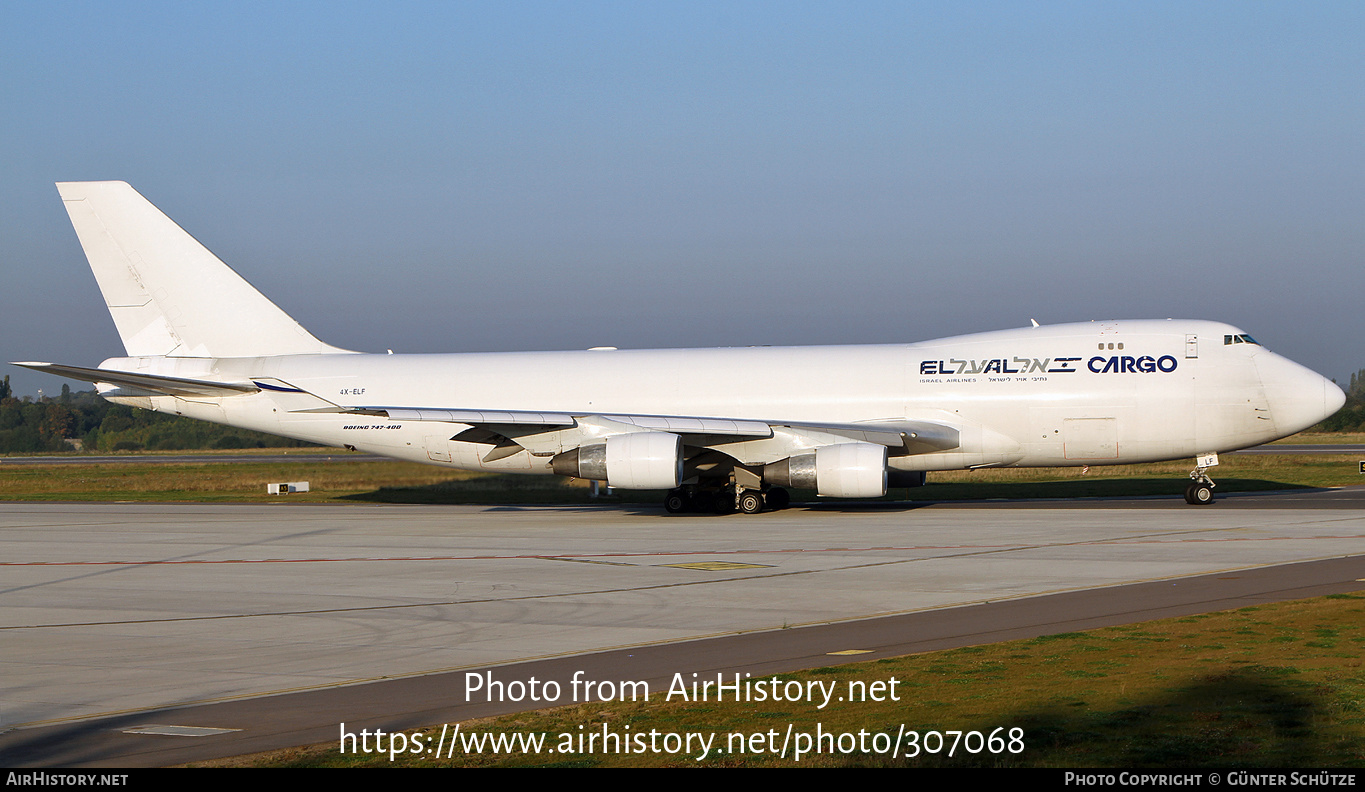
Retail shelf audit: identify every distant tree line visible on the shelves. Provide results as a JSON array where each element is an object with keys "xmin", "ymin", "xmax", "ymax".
[
  {"xmin": 2, "ymin": 368, "xmax": 1363, "ymax": 455},
  {"xmin": 0, "ymin": 377, "xmax": 317, "ymax": 453}
]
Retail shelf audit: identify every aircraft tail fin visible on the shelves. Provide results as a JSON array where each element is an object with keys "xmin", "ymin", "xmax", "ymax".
[{"xmin": 56, "ymin": 181, "xmax": 352, "ymax": 358}]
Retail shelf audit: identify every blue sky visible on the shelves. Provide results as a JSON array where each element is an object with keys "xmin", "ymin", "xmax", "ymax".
[{"xmin": 3, "ymin": 1, "xmax": 1363, "ymax": 396}]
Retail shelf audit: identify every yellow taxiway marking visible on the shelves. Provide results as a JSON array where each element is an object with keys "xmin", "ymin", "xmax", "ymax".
[
  {"xmin": 123, "ymin": 725, "xmax": 241, "ymax": 737},
  {"xmin": 660, "ymin": 561, "xmax": 774, "ymax": 571},
  {"xmin": 827, "ymin": 649, "xmax": 873, "ymax": 656}
]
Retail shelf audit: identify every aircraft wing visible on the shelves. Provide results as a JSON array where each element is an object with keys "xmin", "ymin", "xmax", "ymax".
[
  {"xmin": 315, "ymin": 403, "xmax": 960, "ymax": 457},
  {"xmin": 314, "ymin": 403, "xmax": 960, "ymax": 494},
  {"xmin": 338, "ymin": 406, "xmax": 770, "ymax": 436},
  {"xmin": 14, "ymin": 364, "xmax": 961, "ymax": 460}
]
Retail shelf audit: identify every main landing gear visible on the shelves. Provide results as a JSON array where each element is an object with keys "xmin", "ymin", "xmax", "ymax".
[{"xmin": 664, "ymin": 485, "xmax": 790, "ymax": 515}]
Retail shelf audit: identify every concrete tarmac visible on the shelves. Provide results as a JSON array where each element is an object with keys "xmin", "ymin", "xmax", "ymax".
[
  {"xmin": 0, "ymin": 441, "xmax": 1358, "ymax": 466},
  {"xmin": 1, "ymin": 490, "xmax": 1363, "ymax": 766}
]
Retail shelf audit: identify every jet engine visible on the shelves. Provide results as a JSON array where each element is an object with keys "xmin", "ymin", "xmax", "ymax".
[
  {"xmin": 551, "ymin": 432, "xmax": 683, "ymax": 489},
  {"xmin": 763, "ymin": 442, "xmax": 888, "ymax": 498}
]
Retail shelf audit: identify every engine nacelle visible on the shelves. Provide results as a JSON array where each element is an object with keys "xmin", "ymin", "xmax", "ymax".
[
  {"xmin": 550, "ymin": 432, "xmax": 683, "ymax": 490},
  {"xmin": 763, "ymin": 442, "xmax": 888, "ymax": 498}
]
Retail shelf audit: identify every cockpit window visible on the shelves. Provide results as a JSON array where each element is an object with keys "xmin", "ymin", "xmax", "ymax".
[{"xmin": 1224, "ymin": 334, "xmax": 1259, "ymax": 346}]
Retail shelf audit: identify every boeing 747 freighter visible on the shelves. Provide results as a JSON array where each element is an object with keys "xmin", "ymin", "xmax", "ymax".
[{"xmin": 17, "ymin": 182, "xmax": 1345, "ymax": 512}]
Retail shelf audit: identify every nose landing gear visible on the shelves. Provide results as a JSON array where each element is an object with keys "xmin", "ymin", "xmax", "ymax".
[
  {"xmin": 1185, "ymin": 453, "xmax": 1219, "ymax": 505},
  {"xmin": 1184, "ymin": 478, "xmax": 1215, "ymax": 505}
]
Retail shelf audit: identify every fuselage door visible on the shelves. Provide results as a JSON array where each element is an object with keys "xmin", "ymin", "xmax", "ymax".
[
  {"xmin": 1063, "ymin": 417, "xmax": 1119, "ymax": 460},
  {"xmin": 424, "ymin": 435, "xmax": 452, "ymax": 462}
]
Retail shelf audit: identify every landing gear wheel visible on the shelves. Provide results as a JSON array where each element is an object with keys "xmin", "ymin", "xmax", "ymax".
[
  {"xmin": 738, "ymin": 491, "xmax": 764, "ymax": 514},
  {"xmin": 1184, "ymin": 482, "xmax": 1215, "ymax": 505},
  {"xmin": 664, "ymin": 490, "xmax": 688, "ymax": 513},
  {"xmin": 764, "ymin": 487, "xmax": 790, "ymax": 510}
]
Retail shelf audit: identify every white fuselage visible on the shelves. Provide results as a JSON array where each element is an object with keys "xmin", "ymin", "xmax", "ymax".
[
  {"xmin": 40, "ymin": 182, "xmax": 1345, "ymax": 501},
  {"xmin": 101, "ymin": 319, "xmax": 1342, "ymax": 477}
]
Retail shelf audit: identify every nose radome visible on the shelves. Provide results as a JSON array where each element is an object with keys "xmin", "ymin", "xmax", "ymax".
[
  {"xmin": 1326, "ymin": 376, "xmax": 1346, "ymax": 417},
  {"xmin": 1258, "ymin": 353, "xmax": 1345, "ymax": 435}
]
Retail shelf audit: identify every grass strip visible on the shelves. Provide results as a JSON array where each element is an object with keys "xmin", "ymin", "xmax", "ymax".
[
  {"xmin": 2, "ymin": 452, "xmax": 1363, "ymax": 503},
  {"xmin": 214, "ymin": 593, "xmax": 1365, "ymax": 767}
]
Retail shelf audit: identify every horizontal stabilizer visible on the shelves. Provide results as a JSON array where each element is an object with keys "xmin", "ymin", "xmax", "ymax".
[{"xmin": 13, "ymin": 362, "xmax": 259, "ymax": 397}]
